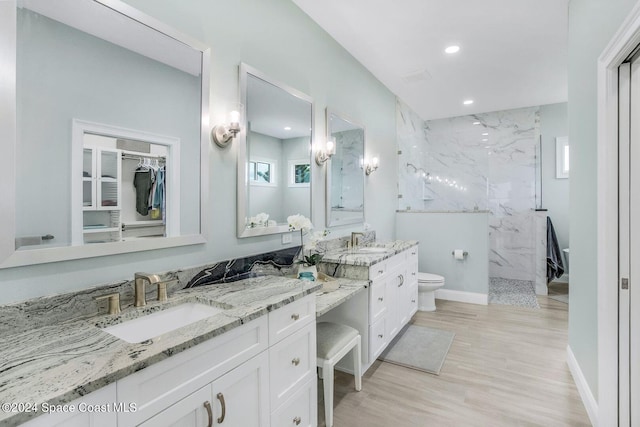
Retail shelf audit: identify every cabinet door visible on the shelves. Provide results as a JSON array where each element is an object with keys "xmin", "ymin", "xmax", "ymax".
[
  {"xmin": 21, "ymin": 383, "xmax": 116, "ymax": 427},
  {"xmin": 386, "ymin": 266, "xmax": 405, "ymax": 339},
  {"xmin": 138, "ymin": 386, "xmax": 211, "ymax": 427},
  {"xmin": 96, "ymin": 148, "xmax": 121, "ymax": 210},
  {"xmin": 82, "ymin": 148, "xmax": 96, "ymax": 210},
  {"xmin": 210, "ymin": 351, "xmax": 270, "ymax": 427}
]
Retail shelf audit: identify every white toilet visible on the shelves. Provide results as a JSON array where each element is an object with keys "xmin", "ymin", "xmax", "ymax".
[{"xmin": 417, "ymin": 272, "xmax": 445, "ymax": 312}]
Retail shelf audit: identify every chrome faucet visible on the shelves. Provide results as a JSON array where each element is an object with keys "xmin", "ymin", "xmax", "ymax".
[
  {"xmin": 134, "ymin": 272, "xmax": 162, "ymax": 307},
  {"xmin": 350, "ymin": 232, "xmax": 365, "ymax": 248}
]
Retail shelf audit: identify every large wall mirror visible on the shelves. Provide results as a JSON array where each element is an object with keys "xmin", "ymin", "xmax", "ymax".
[
  {"xmin": 237, "ymin": 64, "xmax": 313, "ymax": 238},
  {"xmin": 0, "ymin": 0, "xmax": 209, "ymax": 268},
  {"xmin": 325, "ymin": 109, "xmax": 365, "ymax": 227}
]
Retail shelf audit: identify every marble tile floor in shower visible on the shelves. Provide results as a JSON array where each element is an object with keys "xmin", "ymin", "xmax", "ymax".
[{"xmin": 489, "ymin": 277, "xmax": 540, "ymax": 309}]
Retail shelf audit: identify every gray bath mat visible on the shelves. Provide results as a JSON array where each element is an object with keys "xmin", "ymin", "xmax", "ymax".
[
  {"xmin": 378, "ymin": 324, "xmax": 454, "ymax": 375},
  {"xmin": 489, "ymin": 277, "xmax": 540, "ymax": 309}
]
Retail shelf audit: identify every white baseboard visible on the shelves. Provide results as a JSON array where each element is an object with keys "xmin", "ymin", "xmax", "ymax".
[
  {"xmin": 566, "ymin": 345, "xmax": 598, "ymax": 426},
  {"xmin": 435, "ymin": 289, "xmax": 488, "ymax": 305}
]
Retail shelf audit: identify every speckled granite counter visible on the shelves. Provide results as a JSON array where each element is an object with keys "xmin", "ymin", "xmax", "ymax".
[
  {"xmin": 315, "ymin": 278, "xmax": 368, "ymax": 317},
  {"xmin": 320, "ymin": 240, "xmax": 418, "ymax": 267},
  {"xmin": 0, "ymin": 276, "xmax": 320, "ymax": 426}
]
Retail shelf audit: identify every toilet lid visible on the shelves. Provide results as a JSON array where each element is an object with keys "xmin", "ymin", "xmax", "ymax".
[{"xmin": 418, "ymin": 272, "xmax": 444, "ymax": 283}]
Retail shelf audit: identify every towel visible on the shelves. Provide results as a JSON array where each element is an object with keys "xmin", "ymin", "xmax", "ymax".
[{"xmin": 547, "ymin": 216, "xmax": 564, "ymax": 282}]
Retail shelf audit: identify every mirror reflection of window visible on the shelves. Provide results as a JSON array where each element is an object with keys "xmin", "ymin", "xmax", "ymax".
[{"xmin": 243, "ymin": 70, "xmax": 312, "ymax": 231}]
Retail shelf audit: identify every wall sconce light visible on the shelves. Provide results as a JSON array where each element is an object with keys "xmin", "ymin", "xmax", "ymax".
[
  {"xmin": 211, "ymin": 106, "xmax": 243, "ymax": 148},
  {"xmin": 364, "ymin": 157, "xmax": 379, "ymax": 175},
  {"xmin": 315, "ymin": 138, "xmax": 336, "ymax": 165}
]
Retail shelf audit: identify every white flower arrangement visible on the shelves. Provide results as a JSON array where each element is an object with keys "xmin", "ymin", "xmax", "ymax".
[
  {"xmin": 306, "ymin": 229, "xmax": 330, "ymax": 251},
  {"xmin": 287, "ymin": 214, "xmax": 313, "ymax": 232},
  {"xmin": 248, "ymin": 212, "xmax": 270, "ymax": 228}
]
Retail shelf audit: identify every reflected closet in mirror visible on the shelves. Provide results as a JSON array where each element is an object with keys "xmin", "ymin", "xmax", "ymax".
[
  {"xmin": 325, "ymin": 109, "xmax": 365, "ymax": 227},
  {"xmin": 1, "ymin": 0, "xmax": 210, "ymax": 268}
]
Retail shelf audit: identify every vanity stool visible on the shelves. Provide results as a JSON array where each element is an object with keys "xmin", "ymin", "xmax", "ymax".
[{"xmin": 316, "ymin": 322, "xmax": 362, "ymax": 427}]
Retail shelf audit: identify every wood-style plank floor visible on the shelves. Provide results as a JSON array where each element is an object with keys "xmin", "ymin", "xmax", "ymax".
[{"xmin": 318, "ymin": 294, "xmax": 591, "ymax": 426}]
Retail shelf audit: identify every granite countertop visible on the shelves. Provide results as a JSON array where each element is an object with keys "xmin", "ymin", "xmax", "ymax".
[
  {"xmin": 320, "ymin": 240, "xmax": 419, "ymax": 267},
  {"xmin": 0, "ymin": 276, "xmax": 320, "ymax": 426},
  {"xmin": 314, "ymin": 278, "xmax": 368, "ymax": 317}
]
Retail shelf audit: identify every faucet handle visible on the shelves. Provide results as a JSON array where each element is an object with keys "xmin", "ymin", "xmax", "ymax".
[
  {"xmin": 95, "ymin": 292, "xmax": 121, "ymax": 315},
  {"xmin": 156, "ymin": 279, "xmax": 178, "ymax": 302}
]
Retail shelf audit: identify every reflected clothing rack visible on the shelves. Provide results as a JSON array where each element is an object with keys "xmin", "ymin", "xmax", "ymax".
[{"xmin": 121, "ymin": 153, "xmax": 166, "ymax": 163}]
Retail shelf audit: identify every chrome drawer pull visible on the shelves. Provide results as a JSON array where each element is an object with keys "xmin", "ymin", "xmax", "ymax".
[
  {"xmin": 412, "ymin": 272, "xmax": 416, "ymax": 276},
  {"xmin": 378, "ymin": 297, "xmax": 384, "ymax": 302},
  {"xmin": 293, "ymin": 416, "xmax": 302, "ymax": 425},
  {"xmin": 411, "ymin": 299, "xmax": 416, "ymax": 303},
  {"xmin": 398, "ymin": 274, "xmax": 404, "ymax": 287},
  {"xmin": 204, "ymin": 401, "xmax": 213, "ymax": 427},
  {"xmin": 216, "ymin": 393, "xmax": 226, "ymax": 423},
  {"xmin": 378, "ymin": 334, "xmax": 383, "ymax": 338},
  {"xmin": 291, "ymin": 313, "xmax": 300, "ymax": 321},
  {"xmin": 378, "ymin": 269, "xmax": 384, "ymax": 274},
  {"xmin": 292, "ymin": 357, "xmax": 301, "ymax": 366}
]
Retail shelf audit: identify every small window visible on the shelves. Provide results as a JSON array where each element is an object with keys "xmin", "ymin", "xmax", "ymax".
[
  {"xmin": 249, "ymin": 159, "xmax": 276, "ymax": 186},
  {"xmin": 288, "ymin": 159, "xmax": 310, "ymax": 187},
  {"xmin": 556, "ymin": 136, "xmax": 569, "ymax": 179}
]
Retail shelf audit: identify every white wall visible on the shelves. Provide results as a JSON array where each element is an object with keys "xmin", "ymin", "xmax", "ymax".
[
  {"xmin": 0, "ymin": 0, "xmax": 398, "ymax": 304},
  {"xmin": 540, "ymin": 102, "xmax": 569, "ymax": 255},
  {"xmin": 568, "ymin": 0, "xmax": 637, "ymax": 398},
  {"xmin": 396, "ymin": 212, "xmax": 489, "ymax": 295}
]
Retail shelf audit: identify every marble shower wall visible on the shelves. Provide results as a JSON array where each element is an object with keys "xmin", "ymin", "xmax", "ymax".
[{"xmin": 397, "ymin": 99, "xmax": 540, "ymax": 282}]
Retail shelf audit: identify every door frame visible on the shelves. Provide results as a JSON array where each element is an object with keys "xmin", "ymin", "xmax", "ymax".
[{"xmin": 597, "ymin": 3, "xmax": 640, "ymax": 425}]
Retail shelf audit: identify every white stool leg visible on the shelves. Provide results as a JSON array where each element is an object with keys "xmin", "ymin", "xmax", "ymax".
[
  {"xmin": 353, "ymin": 336, "xmax": 362, "ymax": 391},
  {"xmin": 323, "ymin": 360, "xmax": 334, "ymax": 427}
]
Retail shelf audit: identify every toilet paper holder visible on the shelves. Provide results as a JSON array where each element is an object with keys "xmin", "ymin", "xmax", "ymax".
[{"xmin": 451, "ymin": 251, "xmax": 469, "ymax": 256}]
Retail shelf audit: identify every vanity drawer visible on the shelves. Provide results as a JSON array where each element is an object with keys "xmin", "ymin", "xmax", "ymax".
[
  {"xmin": 117, "ymin": 315, "xmax": 268, "ymax": 426},
  {"xmin": 369, "ymin": 279, "xmax": 388, "ymax": 323},
  {"xmin": 269, "ymin": 321, "xmax": 316, "ymax": 410},
  {"xmin": 269, "ymin": 294, "xmax": 315, "ymax": 344},
  {"xmin": 270, "ymin": 378, "xmax": 316, "ymax": 427},
  {"xmin": 368, "ymin": 260, "xmax": 388, "ymax": 280},
  {"xmin": 386, "ymin": 252, "xmax": 405, "ymax": 272},
  {"xmin": 369, "ymin": 316, "xmax": 388, "ymax": 361}
]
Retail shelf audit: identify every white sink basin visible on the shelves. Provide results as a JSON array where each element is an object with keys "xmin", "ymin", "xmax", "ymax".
[
  {"xmin": 103, "ymin": 303, "xmax": 224, "ymax": 343},
  {"xmin": 354, "ymin": 247, "xmax": 389, "ymax": 254}
]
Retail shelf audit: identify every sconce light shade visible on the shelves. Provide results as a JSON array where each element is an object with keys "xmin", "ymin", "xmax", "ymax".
[
  {"xmin": 315, "ymin": 138, "xmax": 337, "ymax": 165},
  {"xmin": 212, "ymin": 106, "xmax": 243, "ymax": 148},
  {"xmin": 365, "ymin": 156, "xmax": 379, "ymax": 175}
]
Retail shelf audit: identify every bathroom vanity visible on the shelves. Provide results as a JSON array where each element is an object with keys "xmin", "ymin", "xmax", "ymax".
[
  {"xmin": 3, "ymin": 277, "xmax": 319, "ymax": 427},
  {"xmin": 318, "ymin": 241, "xmax": 419, "ymax": 372}
]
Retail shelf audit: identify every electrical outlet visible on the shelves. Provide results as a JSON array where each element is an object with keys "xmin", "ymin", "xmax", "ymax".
[{"xmin": 282, "ymin": 233, "xmax": 292, "ymax": 244}]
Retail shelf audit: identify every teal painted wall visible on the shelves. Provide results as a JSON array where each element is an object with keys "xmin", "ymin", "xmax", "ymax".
[
  {"xmin": 539, "ymin": 102, "xmax": 569, "ymax": 254},
  {"xmin": 0, "ymin": 0, "xmax": 397, "ymax": 304},
  {"xmin": 568, "ymin": 0, "xmax": 636, "ymax": 397}
]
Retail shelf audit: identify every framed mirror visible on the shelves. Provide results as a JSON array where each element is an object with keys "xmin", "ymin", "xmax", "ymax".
[
  {"xmin": 237, "ymin": 64, "xmax": 313, "ymax": 238},
  {"xmin": 0, "ymin": 0, "xmax": 209, "ymax": 268},
  {"xmin": 325, "ymin": 109, "xmax": 365, "ymax": 227}
]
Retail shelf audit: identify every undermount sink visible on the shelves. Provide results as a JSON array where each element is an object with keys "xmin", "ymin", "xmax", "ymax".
[
  {"xmin": 353, "ymin": 247, "xmax": 389, "ymax": 254},
  {"xmin": 102, "ymin": 302, "xmax": 225, "ymax": 343}
]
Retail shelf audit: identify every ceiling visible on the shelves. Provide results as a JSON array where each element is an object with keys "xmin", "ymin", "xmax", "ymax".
[{"xmin": 292, "ymin": 0, "xmax": 569, "ymax": 121}]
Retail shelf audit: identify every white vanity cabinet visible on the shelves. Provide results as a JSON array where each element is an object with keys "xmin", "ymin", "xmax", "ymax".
[
  {"xmin": 319, "ymin": 246, "xmax": 418, "ymax": 372},
  {"xmin": 139, "ymin": 352, "xmax": 270, "ymax": 427},
  {"xmin": 21, "ymin": 383, "xmax": 117, "ymax": 427},
  {"xmin": 21, "ymin": 294, "xmax": 316, "ymax": 427}
]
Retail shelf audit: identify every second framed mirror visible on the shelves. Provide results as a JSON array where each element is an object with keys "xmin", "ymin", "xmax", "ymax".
[{"xmin": 325, "ymin": 109, "xmax": 365, "ymax": 227}]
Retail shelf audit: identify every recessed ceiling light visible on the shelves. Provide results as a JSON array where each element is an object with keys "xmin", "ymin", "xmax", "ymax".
[
  {"xmin": 284, "ymin": 126, "xmax": 291, "ymax": 131},
  {"xmin": 482, "ymin": 138, "xmax": 488, "ymax": 142},
  {"xmin": 473, "ymin": 121, "xmax": 481, "ymax": 125},
  {"xmin": 463, "ymin": 100, "xmax": 474, "ymax": 105},
  {"xmin": 482, "ymin": 132, "xmax": 489, "ymax": 136},
  {"xmin": 445, "ymin": 45, "xmax": 460, "ymax": 54}
]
